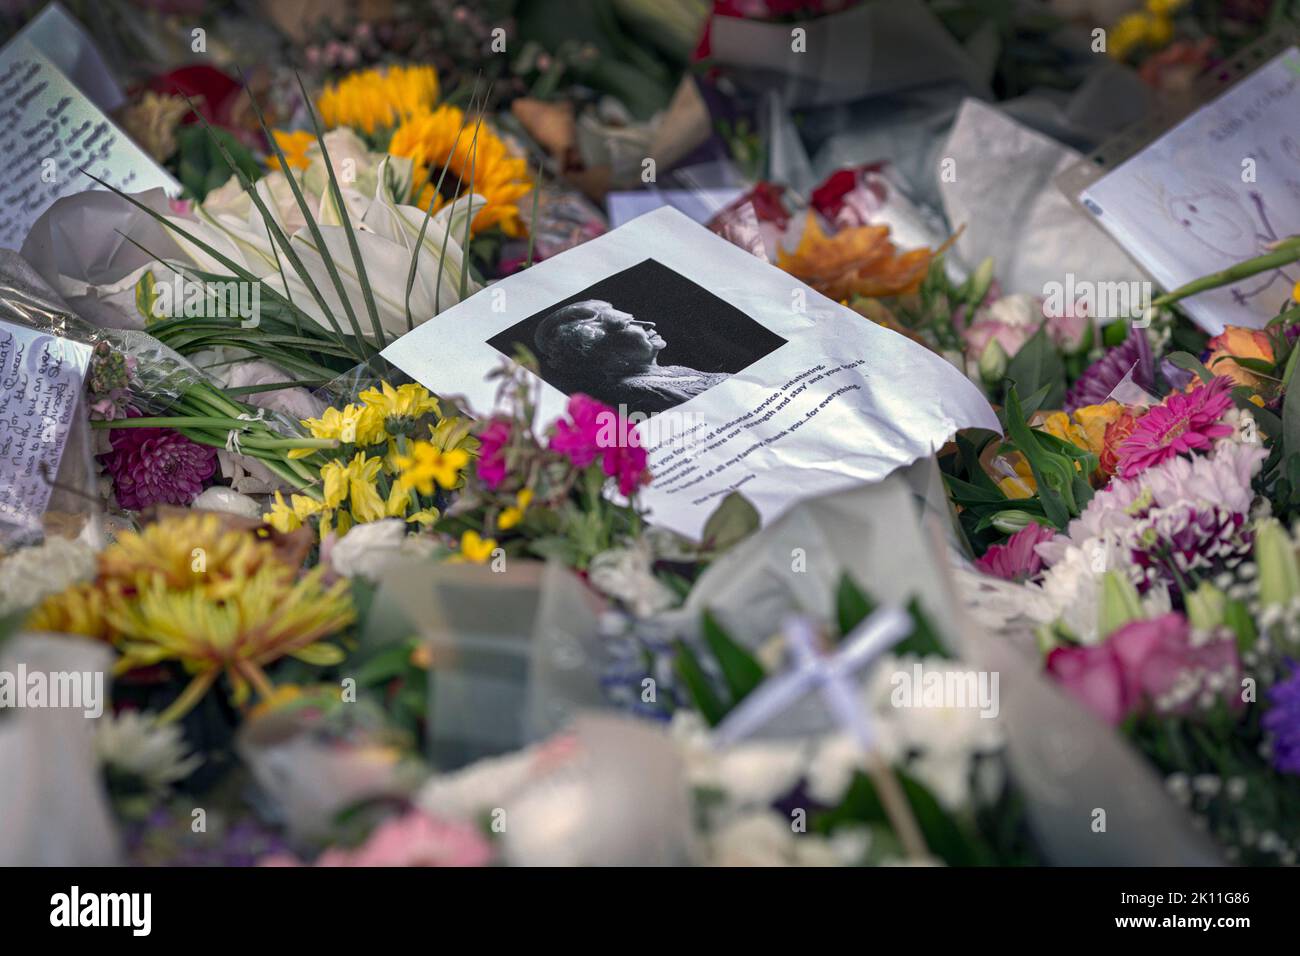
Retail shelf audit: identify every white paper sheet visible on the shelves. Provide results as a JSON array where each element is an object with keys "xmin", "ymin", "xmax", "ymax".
[
  {"xmin": 15, "ymin": 2, "xmax": 126, "ymax": 113},
  {"xmin": 381, "ymin": 206, "xmax": 998, "ymax": 539},
  {"xmin": 0, "ymin": 39, "xmax": 178, "ymax": 251},
  {"xmin": 1078, "ymin": 47, "xmax": 1300, "ymax": 334},
  {"xmin": 0, "ymin": 320, "xmax": 92, "ymax": 538}
]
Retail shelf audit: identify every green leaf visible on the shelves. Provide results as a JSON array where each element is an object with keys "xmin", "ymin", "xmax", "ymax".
[
  {"xmin": 1165, "ymin": 350, "xmax": 1213, "ymax": 384},
  {"xmin": 701, "ymin": 610, "xmax": 765, "ymax": 705},
  {"xmin": 673, "ymin": 639, "xmax": 728, "ymax": 726},
  {"xmin": 700, "ymin": 492, "xmax": 760, "ymax": 553},
  {"xmin": 1003, "ymin": 325, "xmax": 1064, "ymax": 409},
  {"xmin": 835, "ymin": 573, "xmax": 876, "ymax": 636},
  {"xmin": 1285, "ymin": 340, "xmax": 1300, "ymax": 460},
  {"xmin": 814, "ymin": 769, "xmax": 984, "ymax": 866},
  {"xmin": 290, "ymin": 642, "xmax": 346, "ymax": 666},
  {"xmin": 896, "ymin": 597, "xmax": 951, "ymax": 658}
]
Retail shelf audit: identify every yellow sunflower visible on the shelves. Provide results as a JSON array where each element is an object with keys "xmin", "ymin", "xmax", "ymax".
[
  {"xmin": 388, "ymin": 104, "xmax": 532, "ymax": 237},
  {"xmin": 317, "ymin": 64, "xmax": 440, "ymax": 136}
]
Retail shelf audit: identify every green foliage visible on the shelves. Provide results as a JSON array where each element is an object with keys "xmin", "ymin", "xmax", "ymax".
[
  {"xmin": 175, "ymin": 125, "xmax": 262, "ymax": 202},
  {"xmin": 1003, "ymin": 324, "xmax": 1065, "ymax": 409}
]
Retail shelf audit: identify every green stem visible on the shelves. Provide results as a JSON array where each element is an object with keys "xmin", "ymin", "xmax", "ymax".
[{"xmin": 1152, "ymin": 237, "xmax": 1300, "ymax": 308}]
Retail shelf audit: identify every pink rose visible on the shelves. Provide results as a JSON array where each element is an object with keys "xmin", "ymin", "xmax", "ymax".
[{"xmin": 1046, "ymin": 613, "xmax": 1240, "ymax": 726}]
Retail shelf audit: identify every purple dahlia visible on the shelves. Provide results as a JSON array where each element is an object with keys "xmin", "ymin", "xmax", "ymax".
[
  {"xmin": 101, "ymin": 411, "xmax": 217, "ymax": 510},
  {"xmin": 1064, "ymin": 327, "xmax": 1155, "ymax": 412}
]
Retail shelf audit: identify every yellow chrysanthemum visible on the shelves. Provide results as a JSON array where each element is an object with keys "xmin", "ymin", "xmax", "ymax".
[
  {"xmin": 455, "ymin": 530, "xmax": 498, "ymax": 564},
  {"xmin": 107, "ymin": 564, "xmax": 353, "ymax": 722},
  {"xmin": 393, "ymin": 441, "xmax": 469, "ymax": 495},
  {"xmin": 498, "ymin": 488, "xmax": 533, "ymax": 531},
  {"xmin": 296, "ymin": 403, "xmax": 385, "ymax": 453},
  {"xmin": 317, "ymin": 64, "xmax": 439, "ymax": 136},
  {"xmin": 359, "ymin": 382, "xmax": 440, "ymax": 435},
  {"xmin": 269, "ymin": 129, "xmax": 316, "ymax": 172},
  {"xmin": 388, "ymin": 104, "xmax": 532, "ymax": 236},
  {"xmin": 98, "ymin": 513, "xmax": 277, "ymax": 597},
  {"xmin": 27, "ymin": 582, "xmax": 111, "ymax": 640}
]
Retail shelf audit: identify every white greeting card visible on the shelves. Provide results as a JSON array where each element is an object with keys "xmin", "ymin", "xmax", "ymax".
[
  {"xmin": 1077, "ymin": 46, "xmax": 1300, "ymax": 334},
  {"xmin": 0, "ymin": 38, "xmax": 179, "ymax": 251},
  {"xmin": 0, "ymin": 320, "xmax": 93, "ymax": 537},
  {"xmin": 381, "ymin": 206, "xmax": 998, "ymax": 539},
  {"xmin": 17, "ymin": 2, "xmax": 126, "ymax": 113}
]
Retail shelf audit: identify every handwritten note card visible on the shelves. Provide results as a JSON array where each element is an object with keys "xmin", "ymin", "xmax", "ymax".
[
  {"xmin": 0, "ymin": 39, "xmax": 178, "ymax": 250},
  {"xmin": 1078, "ymin": 47, "xmax": 1300, "ymax": 334},
  {"xmin": 0, "ymin": 321, "xmax": 92, "ymax": 537}
]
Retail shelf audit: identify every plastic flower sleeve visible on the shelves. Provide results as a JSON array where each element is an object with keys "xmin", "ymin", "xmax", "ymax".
[
  {"xmin": 369, "ymin": 558, "xmax": 612, "ymax": 771},
  {"xmin": 0, "ymin": 634, "xmax": 122, "ymax": 865}
]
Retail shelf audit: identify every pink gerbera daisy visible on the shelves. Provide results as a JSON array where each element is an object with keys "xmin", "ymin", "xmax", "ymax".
[{"xmin": 1114, "ymin": 376, "xmax": 1235, "ymax": 479}]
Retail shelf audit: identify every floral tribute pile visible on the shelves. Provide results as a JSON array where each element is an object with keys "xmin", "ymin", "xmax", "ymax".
[{"xmin": 2, "ymin": 0, "xmax": 1299, "ymax": 869}]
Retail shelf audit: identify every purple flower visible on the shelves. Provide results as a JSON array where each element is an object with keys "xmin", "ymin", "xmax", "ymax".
[
  {"xmin": 101, "ymin": 410, "xmax": 217, "ymax": 510},
  {"xmin": 1264, "ymin": 662, "xmax": 1300, "ymax": 776},
  {"xmin": 1065, "ymin": 328, "xmax": 1154, "ymax": 412}
]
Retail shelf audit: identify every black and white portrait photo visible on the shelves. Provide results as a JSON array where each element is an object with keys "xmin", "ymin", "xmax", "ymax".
[{"xmin": 488, "ymin": 258, "xmax": 787, "ymax": 417}]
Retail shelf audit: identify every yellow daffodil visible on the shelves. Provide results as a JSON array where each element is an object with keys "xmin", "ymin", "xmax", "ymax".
[
  {"xmin": 268, "ymin": 129, "xmax": 316, "ymax": 172},
  {"xmin": 344, "ymin": 453, "xmax": 387, "ymax": 523},
  {"xmin": 359, "ymin": 382, "xmax": 440, "ymax": 435},
  {"xmin": 321, "ymin": 459, "xmax": 350, "ymax": 508},
  {"xmin": 295, "ymin": 403, "xmax": 385, "ymax": 455},
  {"xmin": 394, "ymin": 441, "xmax": 469, "ymax": 494},
  {"xmin": 455, "ymin": 530, "xmax": 498, "ymax": 564},
  {"xmin": 406, "ymin": 508, "xmax": 440, "ymax": 526},
  {"xmin": 388, "ymin": 104, "xmax": 532, "ymax": 236},
  {"xmin": 265, "ymin": 490, "xmax": 326, "ymax": 533},
  {"xmin": 428, "ymin": 415, "xmax": 480, "ymax": 457},
  {"xmin": 498, "ymin": 488, "xmax": 534, "ymax": 531},
  {"xmin": 317, "ymin": 64, "xmax": 439, "ymax": 136},
  {"xmin": 266, "ymin": 490, "xmax": 301, "ymax": 533},
  {"xmin": 385, "ymin": 481, "xmax": 413, "ymax": 519}
]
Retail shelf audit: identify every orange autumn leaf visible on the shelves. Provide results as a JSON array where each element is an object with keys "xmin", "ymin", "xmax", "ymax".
[{"xmin": 777, "ymin": 215, "xmax": 936, "ymax": 300}]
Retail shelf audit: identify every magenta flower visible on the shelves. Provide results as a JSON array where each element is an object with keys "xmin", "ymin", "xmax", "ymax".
[
  {"xmin": 974, "ymin": 522, "xmax": 1058, "ymax": 581},
  {"xmin": 1115, "ymin": 377, "xmax": 1235, "ymax": 479},
  {"xmin": 261, "ymin": 811, "xmax": 492, "ymax": 867},
  {"xmin": 549, "ymin": 394, "xmax": 650, "ymax": 497},
  {"xmin": 1046, "ymin": 613, "xmax": 1240, "ymax": 726},
  {"xmin": 475, "ymin": 418, "xmax": 512, "ymax": 490},
  {"xmin": 100, "ymin": 411, "xmax": 216, "ymax": 510}
]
